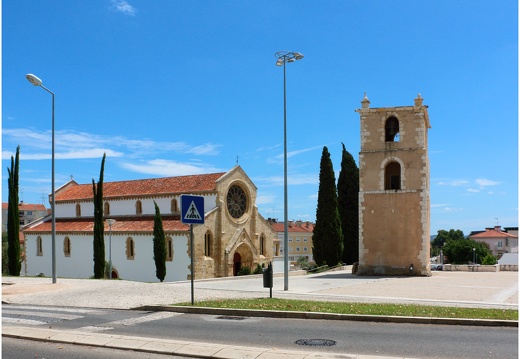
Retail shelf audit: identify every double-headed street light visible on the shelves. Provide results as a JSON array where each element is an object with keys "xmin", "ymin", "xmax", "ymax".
[
  {"xmin": 275, "ymin": 51, "xmax": 304, "ymax": 291},
  {"xmin": 26, "ymin": 73, "xmax": 56, "ymax": 284}
]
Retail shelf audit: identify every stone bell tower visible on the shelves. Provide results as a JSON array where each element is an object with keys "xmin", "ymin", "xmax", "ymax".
[{"xmin": 355, "ymin": 94, "xmax": 431, "ymax": 276}]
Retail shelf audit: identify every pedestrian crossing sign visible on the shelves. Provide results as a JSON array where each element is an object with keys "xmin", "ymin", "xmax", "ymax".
[{"xmin": 180, "ymin": 194, "xmax": 205, "ymax": 224}]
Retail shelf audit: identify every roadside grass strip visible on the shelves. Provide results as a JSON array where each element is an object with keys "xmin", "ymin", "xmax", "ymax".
[{"xmin": 175, "ymin": 298, "xmax": 518, "ymax": 321}]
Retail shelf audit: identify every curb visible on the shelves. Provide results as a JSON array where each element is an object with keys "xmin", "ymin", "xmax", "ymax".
[{"xmin": 132, "ymin": 305, "xmax": 518, "ymax": 328}]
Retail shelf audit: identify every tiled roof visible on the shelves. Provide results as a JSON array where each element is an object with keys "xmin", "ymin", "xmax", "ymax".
[
  {"xmin": 24, "ymin": 216, "xmax": 190, "ymax": 233},
  {"xmin": 55, "ymin": 172, "xmax": 226, "ymax": 202},
  {"xmin": 2, "ymin": 202, "xmax": 46, "ymax": 211},
  {"xmin": 271, "ymin": 221, "xmax": 315, "ymax": 233},
  {"xmin": 470, "ymin": 228, "xmax": 516, "ymax": 239}
]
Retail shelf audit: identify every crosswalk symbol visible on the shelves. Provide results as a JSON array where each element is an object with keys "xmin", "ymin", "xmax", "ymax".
[
  {"xmin": 180, "ymin": 194, "xmax": 205, "ymax": 224},
  {"xmin": 185, "ymin": 201, "xmax": 202, "ymax": 220}
]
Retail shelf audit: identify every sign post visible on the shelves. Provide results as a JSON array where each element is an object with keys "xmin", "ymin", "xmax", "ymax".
[{"xmin": 180, "ymin": 195, "xmax": 205, "ymax": 305}]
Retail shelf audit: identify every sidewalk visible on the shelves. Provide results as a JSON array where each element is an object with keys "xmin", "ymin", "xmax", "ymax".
[{"xmin": 2, "ymin": 269, "xmax": 518, "ymax": 359}]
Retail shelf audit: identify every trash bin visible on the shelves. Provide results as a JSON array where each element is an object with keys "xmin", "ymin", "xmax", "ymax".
[{"xmin": 263, "ymin": 262, "xmax": 273, "ymax": 288}]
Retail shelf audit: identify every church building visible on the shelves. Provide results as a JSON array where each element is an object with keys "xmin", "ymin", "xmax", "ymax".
[{"xmin": 23, "ymin": 166, "xmax": 275, "ymax": 282}]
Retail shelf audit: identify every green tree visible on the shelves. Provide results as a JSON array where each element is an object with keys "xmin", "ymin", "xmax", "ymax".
[
  {"xmin": 92, "ymin": 153, "xmax": 106, "ymax": 279},
  {"xmin": 432, "ymin": 229, "xmax": 465, "ymax": 257},
  {"xmin": 443, "ymin": 238, "xmax": 492, "ymax": 264},
  {"xmin": 7, "ymin": 146, "xmax": 21, "ymax": 276},
  {"xmin": 153, "ymin": 201, "xmax": 167, "ymax": 282},
  {"xmin": 312, "ymin": 146, "xmax": 343, "ymax": 267},
  {"xmin": 337, "ymin": 143, "xmax": 359, "ymax": 265}
]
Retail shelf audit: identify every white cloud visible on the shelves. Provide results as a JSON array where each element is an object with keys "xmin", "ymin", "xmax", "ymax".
[
  {"xmin": 436, "ymin": 179, "xmax": 469, "ymax": 186},
  {"xmin": 475, "ymin": 178, "xmax": 500, "ymax": 187},
  {"xmin": 120, "ymin": 159, "xmax": 221, "ymax": 176},
  {"xmin": 467, "ymin": 188, "xmax": 480, "ymax": 193},
  {"xmin": 111, "ymin": 0, "xmax": 136, "ymax": 16},
  {"xmin": 255, "ymin": 195, "xmax": 275, "ymax": 205}
]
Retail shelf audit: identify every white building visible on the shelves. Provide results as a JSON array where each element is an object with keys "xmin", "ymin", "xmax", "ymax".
[{"xmin": 23, "ymin": 166, "xmax": 275, "ymax": 282}]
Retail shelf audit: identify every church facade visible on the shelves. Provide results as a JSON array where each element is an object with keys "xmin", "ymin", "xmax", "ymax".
[{"xmin": 23, "ymin": 166, "xmax": 275, "ymax": 282}]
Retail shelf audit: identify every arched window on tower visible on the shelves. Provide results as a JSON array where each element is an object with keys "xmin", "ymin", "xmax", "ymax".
[
  {"xmin": 104, "ymin": 202, "xmax": 110, "ymax": 216},
  {"xmin": 166, "ymin": 236, "xmax": 173, "ymax": 261},
  {"xmin": 385, "ymin": 161, "xmax": 401, "ymax": 190},
  {"xmin": 385, "ymin": 116, "xmax": 400, "ymax": 142},
  {"xmin": 75, "ymin": 203, "xmax": 81, "ymax": 217},
  {"xmin": 135, "ymin": 200, "xmax": 142, "ymax": 215}
]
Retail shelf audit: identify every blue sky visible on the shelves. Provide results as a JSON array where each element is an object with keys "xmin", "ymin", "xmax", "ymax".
[{"xmin": 2, "ymin": 1, "xmax": 518, "ymax": 236}]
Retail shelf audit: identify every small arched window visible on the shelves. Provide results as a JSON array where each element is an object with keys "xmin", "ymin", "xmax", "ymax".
[
  {"xmin": 36, "ymin": 236, "xmax": 43, "ymax": 256},
  {"xmin": 204, "ymin": 231, "xmax": 212, "ymax": 257},
  {"xmin": 64, "ymin": 237, "xmax": 71, "ymax": 257},
  {"xmin": 136, "ymin": 200, "xmax": 143, "ymax": 215},
  {"xmin": 75, "ymin": 203, "xmax": 81, "ymax": 217},
  {"xmin": 126, "ymin": 237, "xmax": 135, "ymax": 259},
  {"xmin": 104, "ymin": 202, "xmax": 110, "ymax": 216},
  {"xmin": 166, "ymin": 237, "xmax": 173, "ymax": 261},
  {"xmin": 385, "ymin": 161, "xmax": 401, "ymax": 190},
  {"xmin": 171, "ymin": 199, "xmax": 179, "ymax": 213},
  {"xmin": 385, "ymin": 117, "xmax": 400, "ymax": 142},
  {"xmin": 259, "ymin": 234, "xmax": 265, "ymax": 256}
]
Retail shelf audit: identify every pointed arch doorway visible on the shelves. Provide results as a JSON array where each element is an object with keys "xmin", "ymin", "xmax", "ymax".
[{"xmin": 233, "ymin": 252, "xmax": 241, "ymax": 276}]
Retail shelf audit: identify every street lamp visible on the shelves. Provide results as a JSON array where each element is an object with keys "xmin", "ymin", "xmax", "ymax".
[
  {"xmin": 275, "ymin": 51, "xmax": 304, "ymax": 291},
  {"xmin": 106, "ymin": 219, "xmax": 116, "ymax": 279},
  {"xmin": 26, "ymin": 74, "xmax": 56, "ymax": 284},
  {"xmin": 473, "ymin": 247, "xmax": 476, "ymax": 265}
]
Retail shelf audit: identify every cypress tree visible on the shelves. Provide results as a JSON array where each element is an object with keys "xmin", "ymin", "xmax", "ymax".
[
  {"xmin": 153, "ymin": 201, "xmax": 167, "ymax": 282},
  {"xmin": 92, "ymin": 153, "xmax": 106, "ymax": 279},
  {"xmin": 7, "ymin": 146, "xmax": 21, "ymax": 276},
  {"xmin": 312, "ymin": 146, "xmax": 343, "ymax": 266},
  {"xmin": 337, "ymin": 143, "xmax": 359, "ymax": 264}
]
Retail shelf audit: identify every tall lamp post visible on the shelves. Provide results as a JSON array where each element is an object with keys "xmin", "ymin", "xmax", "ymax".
[
  {"xmin": 473, "ymin": 247, "xmax": 476, "ymax": 265},
  {"xmin": 26, "ymin": 73, "xmax": 56, "ymax": 284},
  {"xmin": 106, "ymin": 219, "xmax": 116, "ymax": 279},
  {"xmin": 275, "ymin": 51, "xmax": 304, "ymax": 291}
]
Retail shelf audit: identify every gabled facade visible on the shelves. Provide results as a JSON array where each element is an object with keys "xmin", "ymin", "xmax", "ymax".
[
  {"xmin": 469, "ymin": 226, "xmax": 518, "ymax": 257},
  {"xmin": 23, "ymin": 166, "xmax": 275, "ymax": 282}
]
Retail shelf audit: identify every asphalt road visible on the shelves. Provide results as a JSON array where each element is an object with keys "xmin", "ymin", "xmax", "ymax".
[
  {"xmin": 2, "ymin": 337, "xmax": 193, "ymax": 359},
  {"xmin": 3, "ymin": 304, "xmax": 518, "ymax": 359}
]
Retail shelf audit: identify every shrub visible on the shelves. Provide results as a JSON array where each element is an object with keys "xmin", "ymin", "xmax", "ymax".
[
  {"xmin": 253, "ymin": 264, "xmax": 263, "ymax": 274},
  {"xmin": 237, "ymin": 266, "xmax": 251, "ymax": 276},
  {"xmin": 481, "ymin": 254, "xmax": 497, "ymax": 265}
]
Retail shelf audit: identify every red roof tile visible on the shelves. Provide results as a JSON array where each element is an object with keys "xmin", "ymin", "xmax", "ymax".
[
  {"xmin": 55, "ymin": 172, "xmax": 226, "ymax": 202},
  {"xmin": 24, "ymin": 216, "xmax": 190, "ymax": 233},
  {"xmin": 470, "ymin": 228, "xmax": 516, "ymax": 239},
  {"xmin": 2, "ymin": 202, "xmax": 46, "ymax": 211},
  {"xmin": 271, "ymin": 222, "xmax": 315, "ymax": 233}
]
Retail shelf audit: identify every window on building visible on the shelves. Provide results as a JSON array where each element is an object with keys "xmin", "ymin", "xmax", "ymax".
[
  {"xmin": 136, "ymin": 200, "xmax": 142, "ymax": 215},
  {"xmin": 385, "ymin": 161, "xmax": 401, "ymax": 190},
  {"xmin": 166, "ymin": 237, "xmax": 173, "ymax": 261},
  {"xmin": 296, "ymin": 247, "xmax": 301, "ymax": 252},
  {"xmin": 37, "ymin": 236, "xmax": 43, "ymax": 256},
  {"xmin": 303, "ymin": 238, "xmax": 308, "ymax": 242},
  {"xmin": 260, "ymin": 234, "xmax": 265, "ymax": 256},
  {"xmin": 385, "ymin": 116, "xmax": 400, "ymax": 142},
  {"xmin": 64, "ymin": 237, "xmax": 71, "ymax": 257},
  {"xmin": 171, "ymin": 199, "xmax": 179, "ymax": 213},
  {"xmin": 497, "ymin": 241, "xmax": 503, "ymax": 248},
  {"xmin": 506, "ymin": 238, "xmax": 510, "ymax": 247},
  {"xmin": 296, "ymin": 238, "xmax": 300, "ymax": 242},
  {"xmin": 126, "ymin": 237, "xmax": 135, "ymax": 259},
  {"xmin": 76, "ymin": 203, "xmax": 81, "ymax": 217},
  {"xmin": 104, "ymin": 202, "xmax": 110, "ymax": 216},
  {"xmin": 303, "ymin": 247, "xmax": 308, "ymax": 252},
  {"xmin": 204, "ymin": 231, "xmax": 212, "ymax": 257}
]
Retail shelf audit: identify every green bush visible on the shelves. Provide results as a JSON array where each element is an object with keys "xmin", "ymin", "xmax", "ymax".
[
  {"xmin": 481, "ymin": 254, "xmax": 497, "ymax": 265},
  {"xmin": 253, "ymin": 264, "xmax": 263, "ymax": 274},
  {"xmin": 237, "ymin": 266, "xmax": 251, "ymax": 276}
]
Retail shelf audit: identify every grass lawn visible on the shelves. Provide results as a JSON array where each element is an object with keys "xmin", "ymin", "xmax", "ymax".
[{"xmin": 176, "ymin": 298, "xmax": 518, "ymax": 321}]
